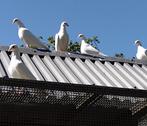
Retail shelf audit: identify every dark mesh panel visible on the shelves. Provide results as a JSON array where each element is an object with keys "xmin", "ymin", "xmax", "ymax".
[
  {"xmin": 0, "ymin": 78, "xmax": 146, "ymax": 126},
  {"xmin": 139, "ymin": 114, "xmax": 147, "ymax": 126}
]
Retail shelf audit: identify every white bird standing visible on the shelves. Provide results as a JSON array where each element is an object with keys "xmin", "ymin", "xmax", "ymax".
[
  {"xmin": 78, "ymin": 34, "xmax": 107, "ymax": 56},
  {"xmin": 55, "ymin": 21, "xmax": 69, "ymax": 52},
  {"xmin": 8, "ymin": 44, "xmax": 36, "ymax": 80},
  {"xmin": 135, "ymin": 40, "xmax": 147, "ymax": 63},
  {"xmin": 12, "ymin": 18, "xmax": 48, "ymax": 50}
]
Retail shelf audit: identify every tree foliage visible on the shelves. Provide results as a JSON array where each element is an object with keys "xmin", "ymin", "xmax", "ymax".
[
  {"xmin": 115, "ymin": 53, "xmax": 125, "ymax": 58},
  {"xmin": 47, "ymin": 35, "xmax": 100, "ymax": 52},
  {"xmin": 20, "ymin": 35, "xmax": 125, "ymax": 59}
]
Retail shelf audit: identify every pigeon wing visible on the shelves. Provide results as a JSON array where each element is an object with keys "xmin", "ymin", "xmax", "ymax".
[
  {"xmin": 22, "ymin": 29, "xmax": 48, "ymax": 49},
  {"xmin": 99, "ymin": 51, "xmax": 107, "ymax": 57},
  {"xmin": 55, "ymin": 33, "xmax": 60, "ymax": 51},
  {"xmin": 85, "ymin": 44, "xmax": 100, "ymax": 55},
  {"xmin": 16, "ymin": 62, "xmax": 36, "ymax": 80},
  {"xmin": 8, "ymin": 63, "xmax": 20, "ymax": 78},
  {"xmin": 63, "ymin": 32, "xmax": 69, "ymax": 50},
  {"xmin": 145, "ymin": 49, "xmax": 147, "ymax": 56}
]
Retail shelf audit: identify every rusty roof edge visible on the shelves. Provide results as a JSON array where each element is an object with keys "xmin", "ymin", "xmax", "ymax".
[{"xmin": 0, "ymin": 46, "xmax": 146, "ymax": 66}]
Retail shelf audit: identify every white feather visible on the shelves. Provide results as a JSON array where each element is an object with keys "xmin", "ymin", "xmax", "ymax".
[
  {"xmin": 79, "ymin": 34, "xmax": 107, "ymax": 56},
  {"xmin": 55, "ymin": 21, "xmax": 69, "ymax": 52},
  {"xmin": 135, "ymin": 40, "xmax": 147, "ymax": 62},
  {"xmin": 81, "ymin": 40, "xmax": 99, "ymax": 55},
  {"xmin": 13, "ymin": 18, "xmax": 48, "ymax": 49},
  {"xmin": 8, "ymin": 44, "xmax": 36, "ymax": 80}
]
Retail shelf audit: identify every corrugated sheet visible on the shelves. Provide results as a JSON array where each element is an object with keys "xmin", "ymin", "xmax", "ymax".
[
  {"xmin": 22, "ymin": 54, "xmax": 44, "ymax": 80},
  {"xmin": 0, "ymin": 46, "xmax": 147, "ymax": 90}
]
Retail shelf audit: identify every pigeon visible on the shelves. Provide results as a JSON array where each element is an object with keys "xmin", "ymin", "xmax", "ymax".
[
  {"xmin": 12, "ymin": 18, "xmax": 48, "ymax": 50},
  {"xmin": 8, "ymin": 44, "xmax": 36, "ymax": 80},
  {"xmin": 55, "ymin": 21, "xmax": 69, "ymax": 52},
  {"xmin": 78, "ymin": 34, "xmax": 107, "ymax": 56},
  {"xmin": 135, "ymin": 40, "xmax": 147, "ymax": 62}
]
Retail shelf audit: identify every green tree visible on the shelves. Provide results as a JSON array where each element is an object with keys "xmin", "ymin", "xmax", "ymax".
[
  {"xmin": 47, "ymin": 36, "xmax": 55, "ymax": 50},
  {"xmin": 115, "ymin": 53, "xmax": 125, "ymax": 58},
  {"xmin": 47, "ymin": 35, "xmax": 100, "ymax": 52},
  {"xmin": 68, "ymin": 41, "xmax": 80, "ymax": 52}
]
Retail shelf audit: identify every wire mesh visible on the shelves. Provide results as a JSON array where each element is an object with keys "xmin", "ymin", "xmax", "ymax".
[
  {"xmin": 138, "ymin": 114, "xmax": 147, "ymax": 126},
  {"xmin": 0, "ymin": 78, "xmax": 146, "ymax": 125}
]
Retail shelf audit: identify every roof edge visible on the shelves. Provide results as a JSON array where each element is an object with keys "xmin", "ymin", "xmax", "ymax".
[
  {"xmin": 1, "ymin": 77, "xmax": 147, "ymax": 98},
  {"xmin": 0, "ymin": 46, "xmax": 146, "ymax": 65}
]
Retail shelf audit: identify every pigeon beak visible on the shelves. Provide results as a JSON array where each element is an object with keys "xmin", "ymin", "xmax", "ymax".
[
  {"xmin": 78, "ymin": 34, "xmax": 83, "ymax": 38},
  {"xmin": 66, "ymin": 23, "xmax": 69, "ymax": 27},
  {"xmin": 12, "ymin": 20, "xmax": 17, "ymax": 24},
  {"xmin": 77, "ymin": 36, "xmax": 81, "ymax": 39},
  {"xmin": 12, "ymin": 19, "xmax": 17, "ymax": 24}
]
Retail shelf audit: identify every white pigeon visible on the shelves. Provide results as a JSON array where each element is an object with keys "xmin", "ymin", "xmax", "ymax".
[
  {"xmin": 135, "ymin": 40, "xmax": 147, "ymax": 62},
  {"xmin": 55, "ymin": 21, "xmax": 69, "ymax": 52},
  {"xmin": 8, "ymin": 44, "xmax": 36, "ymax": 80},
  {"xmin": 12, "ymin": 18, "xmax": 48, "ymax": 50},
  {"xmin": 78, "ymin": 34, "xmax": 107, "ymax": 56}
]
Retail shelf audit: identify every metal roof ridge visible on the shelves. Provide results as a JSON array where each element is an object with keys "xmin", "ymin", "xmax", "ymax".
[{"xmin": 0, "ymin": 45, "xmax": 146, "ymax": 65}]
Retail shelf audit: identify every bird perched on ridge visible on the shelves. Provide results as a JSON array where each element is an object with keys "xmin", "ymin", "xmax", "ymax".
[
  {"xmin": 8, "ymin": 44, "xmax": 36, "ymax": 80},
  {"xmin": 135, "ymin": 40, "xmax": 147, "ymax": 63},
  {"xmin": 12, "ymin": 18, "xmax": 48, "ymax": 50},
  {"xmin": 78, "ymin": 34, "xmax": 107, "ymax": 56},
  {"xmin": 55, "ymin": 21, "xmax": 69, "ymax": 52}
]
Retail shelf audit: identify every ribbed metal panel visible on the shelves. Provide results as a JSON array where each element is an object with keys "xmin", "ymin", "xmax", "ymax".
[
  {"xmin": 32, "ymin": 55, "xmax": 56, "ymax": 82},
  {"xmin": 124, "ymin": 63, "xmax": 147, "ymax": 89},
  {"xmin": 0, "ymin": 51, "xmax": 11, "ymax": 77},
  {"xmin": 95, "ymin": 61, "xmax": 123, "ymax": 88},
  {"xmin": 75, "ymin": 58, "xmax": 105, "ymax": 85},
  {"xmin": 0, "ymin": 48, "xmax": 147, "ymax": 90},
  {"xmin": 0, "ymin": 61, "xmax": 6, "ymax": 77},
  {"xmin": 85, "ymin": 59, "xmax": 114, "ymax": 87},
  {"xmin": 133, "ymin": 64, "xmax": 147, "ymax": 80},
  {"xmin": 114, "ymin": 62, "xmax": 144, "ymax": 89},
  {"xmin": 43, "ymin": 56, "xmax": 69, "ymax": 83},
  {"xmin": 21, "ymin": 54, "xmax": 44, "ymax": 81},
  {"xmin": 53, "ymin": 56, "xmax": 81, "ymax": 84},
  {"xmin": 64, "ymin": 57, "xmax": 92, "ymax": 85},
  {"xmin": 142, "ymin": 65, "xmax": 147, "ymax": 73},
  {"xmin": 104, "ymin": 62, "xmax": 133, "ymax": 88}
]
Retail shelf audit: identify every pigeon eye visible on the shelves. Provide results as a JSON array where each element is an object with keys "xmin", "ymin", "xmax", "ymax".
[
  {"xmin": 12, "ymin": 46, "xmax": 15, "ymax": 49},
  {"xmin": 14, "ymin": 19, "xmax": 18, "ymax": 23}
]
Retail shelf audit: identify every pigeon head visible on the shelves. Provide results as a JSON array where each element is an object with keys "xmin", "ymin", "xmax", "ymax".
[
  {"xmin": 61, "ymin": 21, "xmax": 69, "ymax": 27},
  {"xmin": 12, "ymin": 18, "xmax": 25, "ymax": 27},
  {"xmin": 8, "ymin": 44, "xmax": 19, "ymax": 52},
  {"xmin": 12, "ymin": 18, "xmax": 19, "ymax": 24},
  {"xmin": 135, "ymin": 40, "xmax": 142, "ymax": 46},
  {"xmin": 78, "ymin": 34, "xmax": 84, "ymax": 38},
  {"xmin": 78, "ymin": 34, "xmax": 86, "ymax": 40}
]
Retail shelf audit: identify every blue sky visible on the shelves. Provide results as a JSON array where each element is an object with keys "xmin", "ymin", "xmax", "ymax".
[{"xmin": 0, "ymin": 0, "xmax": 147, "ymax": 58}]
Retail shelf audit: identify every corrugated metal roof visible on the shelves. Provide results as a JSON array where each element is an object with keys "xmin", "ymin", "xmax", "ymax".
[{"xmin": 0, "ymin": 46, "xmax": 147, "ymax": 90}]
